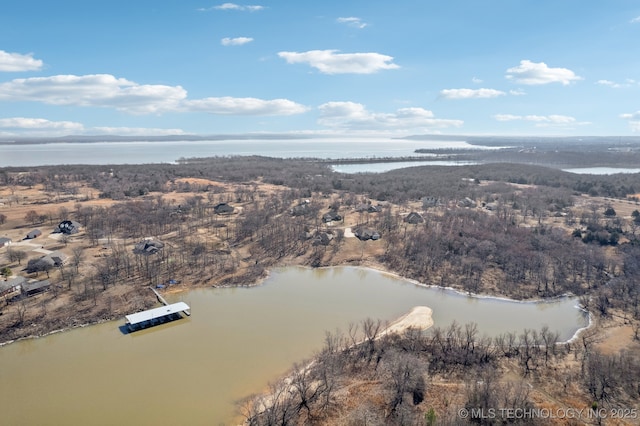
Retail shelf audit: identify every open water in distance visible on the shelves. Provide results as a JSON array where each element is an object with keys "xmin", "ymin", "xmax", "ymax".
[
  {"xmin": 0, "ymin": 138, "xmax": 499, "ymax": 167},
  {"xmin": 562, "ymin": 167, "xmax": 640, "ymax": 175},
  {"xmin": 0, "ymin": 266, "xmax": 588, "ymax": 425},
  {"xmin": 331, "ymin": 160, "xmax": 480, "ymax": 174}
]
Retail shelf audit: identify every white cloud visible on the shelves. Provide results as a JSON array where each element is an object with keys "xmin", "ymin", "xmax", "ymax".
[
  {"xmin": 472, "ymin": 77, "xmax": 483, "ymax": 84},
  {"xmin": 631, "ymin": 16, "xmax": 640, "ymax": 23},
  {"xmin": 0, "ymin": 73, "xmax": 307, "ymax": 116},
  {"xmin": 337, "ymin": 17, "xmax": 367, "ymax": 29},
  {"xmin": 0, "ymin": 117, "xmax": 83, "ymax": 131},
  {"xmin": 0, "ymin": 117, "xmax": 84, "ymax": 137},
  {"xmin": 221, "ymin": 37, "xmax": 254, "ymax": 46},
  {"xmin": 597, "ymin": 79, "xmax": 636, "ymax": 88},
  {"xmin": 439, "ymin": 88, "xmax": 506, "ymax": 99},
  {"xmin": 0, "ymin": 50, "xmax": 43, "ymax": 72},
  {"xmin": 278, "ymin": 50, "xmax": 399, "ymax": 74},
  {"xmin": 199, "ymin": 3, "xmax": 264, "ymax": 11},
  {"xmin": 621, "ymin": 111, "xmax": 640, "ymax": 132},
  {"xmin": 540, "ymin": 115, "xmax": 578, "ymax": 124},
  {"xmin": 90, "ymin": 127, "xmax": 186, "ymax": 136},
  {"xmin": 494, "ymin": 113, "xmax": 588, "ymax": 127},
  {"xmin": 597, "ymin": 79, "xmax": 618, "ymax": 87},
  {"xmin": 318, "ymin": 101, "xmax": 463, "ymax": 131},
  {"xmin": 505, "ymin": 60, "xmax": 582, "ymax": 85},
  {"xmin": 0, "ymin": 74, "xmax": 186, "ymax": 114},
  {"xmin": 494, "ymin": 114, "xmax": 573, "ymax": 123},
  {"xmin": 509, "ymin": 89, "xmax": 526, "ymax": 96},
  {"xmin": 493, "ymin": 114, "xmax": 521, "ymax": 122},
  {"xmin": 620, "ymin": 111, "xmax": 640, "ymax": 120},
  {"xmin": 0, "ymin": 117, "xmax": 189, "ymax": 137},
  {"xmin": 183, "ymin": 97, "xmax": 308, "ymax": 115}
]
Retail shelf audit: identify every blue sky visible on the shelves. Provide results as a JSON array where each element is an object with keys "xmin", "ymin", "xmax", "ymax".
[{"xmin": 0, "ymin": 0, "xmax": 639, "ymax": 138}]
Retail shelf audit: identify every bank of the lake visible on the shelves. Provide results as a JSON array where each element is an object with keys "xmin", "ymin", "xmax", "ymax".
[{"xmin": 0, "ymin": 266, "xmax": 588, "ymax": 425}]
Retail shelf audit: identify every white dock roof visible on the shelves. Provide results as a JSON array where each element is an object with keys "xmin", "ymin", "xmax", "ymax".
[{"xmin": 125, "ymin": 302, "xmax": 190, "ymax": 326}]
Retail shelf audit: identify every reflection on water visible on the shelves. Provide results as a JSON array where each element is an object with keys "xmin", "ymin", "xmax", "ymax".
[{"xmin": 0, "ymin": 266, "xmax": 587, "ymax": 425}]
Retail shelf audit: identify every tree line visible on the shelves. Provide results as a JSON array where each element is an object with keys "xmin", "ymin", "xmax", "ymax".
[{"xmin": 3, "ymin": 156, "xmax": 640, "ymax": 203}]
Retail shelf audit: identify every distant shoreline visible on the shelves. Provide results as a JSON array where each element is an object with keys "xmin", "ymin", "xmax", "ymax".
[
  {"xmin": 0, "ymin": 134, "xmax": 317, "ymax": 145},
  {"xmin": 2, "ymin": 134, "xmax": 639, "ymax": 146}
]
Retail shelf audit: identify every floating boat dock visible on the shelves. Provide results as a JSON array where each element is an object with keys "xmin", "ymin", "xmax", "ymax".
[
  {"xmin": 125, "ymin": 302, "xmax": 191, "ymax": 331},
  {"xmin": 124, "ymin": 289, "xmax": 191, "ymax": 331}
]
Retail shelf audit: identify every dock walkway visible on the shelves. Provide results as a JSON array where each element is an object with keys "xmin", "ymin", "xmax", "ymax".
[{"xmin": 150, "ymin": 287, "xmax": 169, "ymax": 306}]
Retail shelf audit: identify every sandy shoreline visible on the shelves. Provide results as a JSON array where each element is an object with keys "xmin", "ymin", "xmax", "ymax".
[{"xmin": 380, "ymin": 306, "xmax": 434, "ymax": 336}]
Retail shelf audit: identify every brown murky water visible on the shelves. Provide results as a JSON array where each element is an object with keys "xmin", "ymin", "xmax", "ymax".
[{"xmin": 0, "ymin": 266, "xmax": 587, "ymax": 425}]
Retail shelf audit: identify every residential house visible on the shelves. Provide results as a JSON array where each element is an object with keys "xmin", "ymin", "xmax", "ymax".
[
  {"xmin": 458, "ymin": 197, "xmax": 476, "ymax": 208},
  {"xmin": 133, "ymin": 239, "xmax": 164, "ymax": 255},
  {"xmin": 26, "ymin": 255, "xmax": 56, "ymax": 273},
  {"xmin": 22, "ymin": 280, "xmax": 51, "ymax": 296},
  {"xmin": 291, "ymin": 200, "xmax": 310, "ymax": 217},
  {"xmin": 214, "ymin": 203, "xmax": 235, "ymax": 215},
  {"xmin": 422, "ymin": 196, "xmax": 439, "ymax": 208},
  {"xmin": 26, "ymin": 229, "xmax": 42, "ymax": 239},
  {"xmin": 354, "ymin": 228, "xmax": 381, "ymax": 241},
  {"xmin": 355, "ymin": 203, "xmax": 382, "ymax": 213},
  {"xmin": 404, "ymin": 212, "xmax": 425, "ymax": 224},
  {"xmin": 0, "ymin": 276, "xmax": 25, "ymax": 298},
  {"xmin": 25, "ymin": 252, "xmax": 68, "ymax": 274},
  {"xmin": 57, "ymin": 220, "xmax": 82, "ymax": 235},
  {"xmin": 322, "ymin": 210, "xmax": 342, "ymax": 223},
  {"xmin": 48, "ymin": 251, "xmax": 69, "ymax": 266},
  {"xmin": 312, "ymin": 231, "xmax": 334, "ymax": 246},
  {"xmin": 484, "ymin": 202, "xmax": 498, "ymax": 211}
]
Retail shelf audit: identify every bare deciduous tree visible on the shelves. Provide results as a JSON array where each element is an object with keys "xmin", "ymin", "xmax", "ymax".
[
  {"xmin": 24, "ymin": 210, "xmax": 40, "ymax": 225},
  {"xmin": 6, "ymin": 248, "xmax": 27, "ymax": 265}
]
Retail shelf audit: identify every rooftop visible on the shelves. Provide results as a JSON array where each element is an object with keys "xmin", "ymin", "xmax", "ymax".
[{"xmin": 125, "ymin": 302, "xmax": 190, "ymax": 326}]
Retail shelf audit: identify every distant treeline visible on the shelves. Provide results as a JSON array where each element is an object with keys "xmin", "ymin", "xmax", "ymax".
[
  {"xmin": 413, "ymin": 146, "xmax": 640, "ymax": 168},
  {"xmin": 2, "ymin": 156, "xmax": 640, "ymax": 202}
]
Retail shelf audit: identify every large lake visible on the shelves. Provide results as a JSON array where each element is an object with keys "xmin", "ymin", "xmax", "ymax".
[
  {"xmin": 0, "ymin": 138, "xmax": 497, "ymax": 167},
  {"xmin": 562, "ymin": 167, "xmax": 640, "ymax": 175},
  {"xmin": 0, "ymin": 266, "xmax": 588, "ymax": 425}
]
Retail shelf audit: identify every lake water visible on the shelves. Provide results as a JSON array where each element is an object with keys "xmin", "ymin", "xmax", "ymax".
[
  {"xmin": 562, "ymin": 167, "xmax": 640, "ymax": 175},
  {"xmin": 0, "ymin": 138, "xmax": 496, "ymax": 167},
  {"xmin": 0, "ymin": 266, "xmax": 588, "ymax": 425},
  {"xmin": 331, "ymin": 160, "xmax": 480, "ymax": 174}
]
